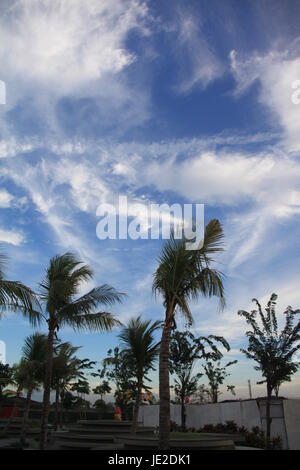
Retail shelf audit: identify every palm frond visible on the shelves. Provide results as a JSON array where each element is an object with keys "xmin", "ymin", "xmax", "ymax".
[
  {"xmin": 0, "ymin": 280, "xmax": 42, "ymax": 325},
  {"xmin": 63, "ymin": 311, "xmax": 122, "ymax": 332}
]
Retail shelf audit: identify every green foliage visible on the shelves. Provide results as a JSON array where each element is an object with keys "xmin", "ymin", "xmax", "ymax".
[
  {"xmin": 93, "ymin": 398, "xmax": 114, "ymax": 414},
  {"xmin": 93, "ymin": 380, "xmax": 111, "ymax": 400},
  {"xmin": 20, "ymin": 333, "xmax": 48, "ymax": 391},
  {"xmin": 170, "ymin": 330, "xmax": 230, "ymax": 404},
  {"xmin": 203, "ymin": 359, "xmax": 237, "ymax": 403},
  {"xmin": 153, "ymin": 220, "xmax": 225, "ymax": 324},
  {"xmin": 170, "ymin": 420, "xmax": 282, "ymax": 449},
  {"xmin": 198, "ymin": 422, "xmax": 282, "ymax": 450},
  {"xmin": 119, "ymin": 316, "xmax": 161, "ymax": 390},
  {"xmin": 238, "ymin": 293, "xmax": 300, "ymax": 394},
  {"xmin": 52, "ymin": 342, "xmax": 95, "ymax": 399},
  {"xmin": 39, "ymin": 252, "xmax": 124, "ymax": 332},
  {"xmin": 0, "ymin": 246, "xmax": 41, "ymax": 324},
  {"xmin": 101, "ymin": 347, "xmax": 136, "ymax": 415},
  {"xmin": 0, "ymin": 363, "xmax": 14, "ymax": 399}
]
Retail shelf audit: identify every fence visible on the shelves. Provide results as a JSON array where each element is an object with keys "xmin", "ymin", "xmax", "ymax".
[{"xmin": 138, "ymin": 398, "xmax": 300, "ymax": 450}]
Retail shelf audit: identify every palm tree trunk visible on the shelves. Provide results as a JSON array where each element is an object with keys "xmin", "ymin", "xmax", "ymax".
[
  {"xmin": 159, "ymin": 315, "xmax": 172, "ymax": 450},
  {"xmin": 20, "ymin": 388, "xmax": 33, "ymax": 445},
  {"xmin": 131, "ymin": 374, "xmax": 143, "ymax": 433},
  {"xmin": 59, "ymin": 390, "xmax": 64, "ymax": 429},
  {"xmin": 266, "ymin": 385, "xmax": 272, "ymax": 449},
  {"xmin": 40, "ymin": 326, "xmax": 55, "ymax": 450},
  {"xmin": 54, "ymin": 387, "xmax": 59, "ymax": 432}
]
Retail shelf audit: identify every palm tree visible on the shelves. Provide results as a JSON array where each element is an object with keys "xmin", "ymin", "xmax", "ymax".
[
  {"xmin": 153, "ymin": 219, "xmax": 225, "ymax": 449},
  {"xmin": 20, "ymin": 333, "xmax": 48, "ymax": 445},
  {"xmin": 39, "ymin": 252, "xmax": 124, "ymax": 449},
  {"xmin": 52, "ymin": 344, "xmax": 94, "ymax": 429},
  {"xmin": 0, "ymin": 247, "xmax": 40, "ymax": 323},
  {"xmin": 119, "ymin": 316, "xmax": 161, "ymax": 433},
  {"xmin": 51, "ymin": 342, "xmax": 80, "ymax": 431}
]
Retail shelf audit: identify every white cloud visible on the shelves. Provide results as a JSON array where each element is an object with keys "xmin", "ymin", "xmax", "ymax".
[
  {"xmin": 0, "ymin": 138, "xmax": 35, "ymax": 159},
  {"xmin": 0, "ymin": 189, "xmax": 14, "ymax": 208},
  {"xmin": 230, "ymin": 39, "xmax": 300, "ymax": 152},
  {"xmin": 172, "ymin": 10, "xmax": 224, "ymax": 93},
  {"xmin": 2, "ymin": 134, "xmax": 300, "ymax": 273},
  {"xmin": 0, "ymin": 228, "xmax": 24, "ymax": 245},
  {"xmin": 0, "ymin": 0, "xmax": 151, "ymax": 134},
  {"xmin": 0, "ymin": 0, "xmax": 147, "ymax": 97}
]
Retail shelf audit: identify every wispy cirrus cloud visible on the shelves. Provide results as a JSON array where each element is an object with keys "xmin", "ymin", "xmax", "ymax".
[
  {"xmin": 230, "ymin": 38, "xmax": 300, "ymax": 152},
  {"xmin": 170, "ymin": 8, "xmax": 224, "ymax": 93},
  {"xmin": 0, "ymin": 0, "xmax": 151, "ymax": 136},
  {"xmin": 0, "ymin": 228, "xmax": 24, "ymax": 246}
]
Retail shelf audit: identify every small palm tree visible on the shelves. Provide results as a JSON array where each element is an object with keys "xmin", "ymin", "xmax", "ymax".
[
  {"xmin": 52, "ymin": 344, "xmax": 94, "ymax": 429},
  {"xmin": 153, "ymin": 220, "xmax": 225, "ymax": 449},
  {"xmin": 0, "ymin": 247, "xmax": 40, "ymax": 323},
  {"xmin": 119, "ymin": 316, "xmax": 161, "ymax": 433},
  {"xmin": 20, "ymin": 333, "xmax": 48, "ymax": 445},
  {"xmin": 51, "ymin": 342, "xmax": 80, "ymax": 431},
  {"xmin": 39, "ymin": 252, "xmax": 124, "ymax": 449}
]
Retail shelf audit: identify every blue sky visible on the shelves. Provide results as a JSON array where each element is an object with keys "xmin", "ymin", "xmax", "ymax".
[{"xmin": 0, "ymin": 0, "xmax": 300, "ymax": 400}]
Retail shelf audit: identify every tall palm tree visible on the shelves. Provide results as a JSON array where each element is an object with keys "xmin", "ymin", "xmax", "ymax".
[
  {"xmin": 39, "ymin": 252, "xmax": 124, "ymax": 449},
  {"xmin": 20, "ymin": 333, "xmax": 48, "ymax": 445},
  {"xmin": 0, "ymin": 247, "xmax": 40, "ymax": 323},
  {"xmin": 119, "ymin": 316, "xmax": 161, "ymax": 433},
  {"xmin": 153, "ymin": 219, "xmax": 225, "ymax": 449}
]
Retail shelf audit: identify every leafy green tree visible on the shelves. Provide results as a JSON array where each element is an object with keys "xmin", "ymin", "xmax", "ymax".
[
  {"xmin": 38, "ymin": 252, "xmax": 124, "ymax": 449},
  {"xmin": 203, "ymin": 359, "xmax": 237, "ymax": 403},
  {"xmin": 169, "ymin": 330, "xmax": 230, "ymax": 428},
  {"xmin": 93, "ymin": 380, "xmax": 111, "ymax": 401},
  {"xmin": 102, "ymin": 347, "xmax": 136, "ymax": 419},
  {"xmin": 238, "ymin": 293, "xmax": 300, "ymax": 448},
  {"xmin": 153, "ymin": 220, "xmax": 225, "ymax": 449},
  {"xmin": 119, "ymin": 316, "xmax": 161, "ymax": 432},
  {"xmin": 0, "ymin": 363, "xmax": 14, "ymax": 400},
  {"xmin": 0, "ymin": 248, "xmax": 40, "ymax": 324},
  {"xmin": 194, "ymin": 384, "xmax": 210, "ymax": 403},
  {"xmin": 1, "ymin": 361, "xmax": 28, "ymax": 434},
  {"xmin": 93, "ymin": 399, "xmax": 114, "ymax": 415}
]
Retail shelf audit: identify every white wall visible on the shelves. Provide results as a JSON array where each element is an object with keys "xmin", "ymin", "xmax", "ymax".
[
  {"xmin": 283, "ymin": 399, "xmax": 300, "ymax": 450},
  {"xmin": 139, "ymin": 399, "xmax": 300, "ymax": 450}
]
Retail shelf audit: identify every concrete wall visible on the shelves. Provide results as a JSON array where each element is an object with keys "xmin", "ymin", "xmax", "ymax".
[
  {"xmin": 282, "ymin": 399, "xmax": 300, "ymax": 450},
  {"xmin": 139, "ymin": 399, "xmax": 300, "ymax": 450}
]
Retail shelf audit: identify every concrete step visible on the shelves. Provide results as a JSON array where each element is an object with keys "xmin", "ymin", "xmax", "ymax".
[
  {"xmin": 77, "ymin": 420, "xmax": 132, "ymax": 427},
  {"xmin": 66, "ymin": 425, "xmax": 154, "ymax": 435},
  {"xmin": 115, "ymin": 435, "xmax": 235, "ymax": 450},
  {"xmin": 55, "ymin": 433, "xmax": 113, "ymax": 443},
  {"xmin": 58, "ymin": 441, "xmax": 99, "ymax": 450},
  {"xmin": 93, "ymin": 443, "xmax": 125, "ymax": 450}
]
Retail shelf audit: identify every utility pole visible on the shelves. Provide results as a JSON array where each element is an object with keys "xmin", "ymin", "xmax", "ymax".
[{"xmin": 248, "ymin": 379, "xmax": 252, "ymax": 399}]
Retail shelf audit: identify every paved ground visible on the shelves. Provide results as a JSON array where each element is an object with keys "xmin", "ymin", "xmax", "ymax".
[{"xmin": 0, "ymin": 437, "xmax": 39, "ymax": 449}]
